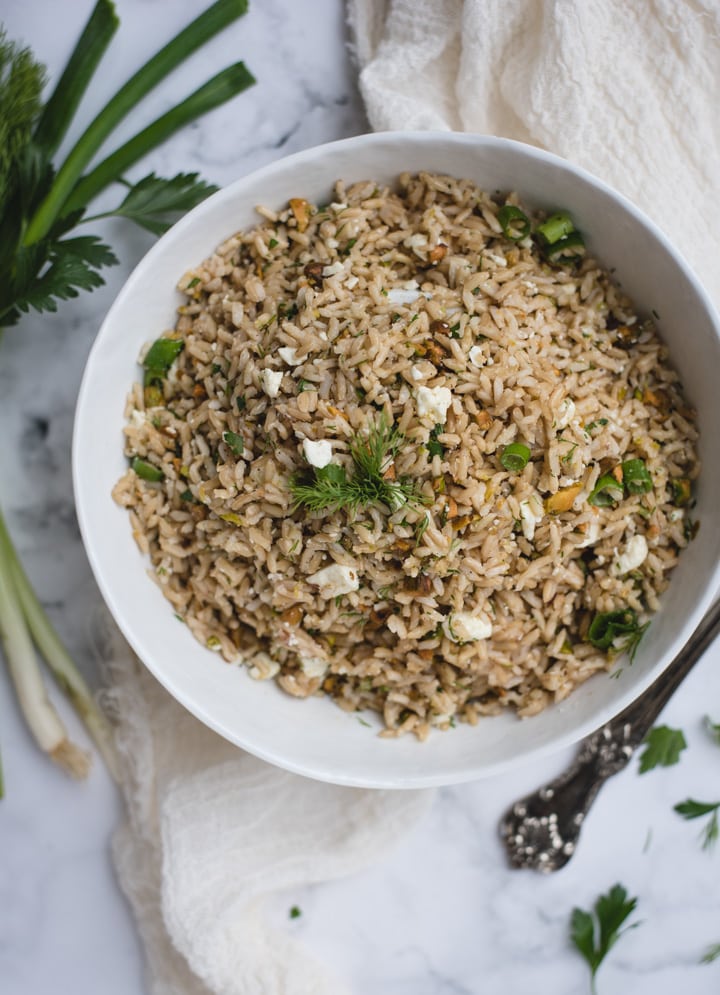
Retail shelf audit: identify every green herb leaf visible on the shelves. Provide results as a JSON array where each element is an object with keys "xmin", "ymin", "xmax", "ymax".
[
  {"xmin": 588, "ymin": 608, "xmax": 649, "ymax": 661},
  {"xmin": 570, "ymin": 884, "xmax": 639, "ymax": 987},
  {"xmin": 289, "ymin": 905, "xmax": 302, "ymax": 920},
  {"xmin": 704, "ymin": 715, "xmax": 720, "ymax": 746},
  {"xmin": 674, "ymin": 799, "xmax": 720, "ymax": 851},
  {"xmin": 222, "ymin": 430, "xmax": 244, "ymax": 456},
  {"xmin": 102, "ymin": 171, "xmax": 218, "ymax": 235},
  {"xmin": 1, "ymin": 235, "xmax": 118, "ymax": 323},
  {"xmin": 584, "ymin": 418, "xmax": 609, "ymax": 433},
  {"xmin": 427, "ymin": 424, "xmax": 444, "ymax": 458},
  {"xmin": 701, "ymin": 942, "xmax": 720, "ymax": 964},
  {"xmin": 638, "ymin": 725, "xmax": 687, "ymax": 773},
  {"xmin": 290, "ymin": 417, "xmax": 423, "ymax": 515}
]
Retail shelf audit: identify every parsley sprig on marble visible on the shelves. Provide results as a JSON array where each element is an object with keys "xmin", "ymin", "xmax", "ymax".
[
  {"xmin": 0, "ymin": 0, "xmax": 254, "ymax": 790},
  {"xmin": 570, "ymin": 884, "xmax": 640, "ymax": 994}
]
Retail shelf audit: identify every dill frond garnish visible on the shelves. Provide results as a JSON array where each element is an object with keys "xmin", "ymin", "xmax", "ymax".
[{"xmin": 290, "ymin": 417, "xmax": 423, "ymax": 514}]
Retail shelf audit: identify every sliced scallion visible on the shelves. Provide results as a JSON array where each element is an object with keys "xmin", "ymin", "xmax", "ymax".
[
  {"xmin": 542, "ymin": 230, "xmax": 585, "ymax": 261},
  {"xmin": 588, "ymin": 473, "xmax": 624, "ymax": 507},
  {"xmin": 621, "ymin": 458, "xmax": 653, "ymax": 495},
  {"xmin": 131, "ymin": 456, "xmax": 164, "ymax": 481},
  {"xmin": 143, "ymin": 336, "xmax": 183, "ymax": 384},
  {"xmin": 500, "ymin": 442, "xmax": 530, "ymax": 472},
  {"xmin": 537, "ymin": 211, "xmax": 576, "ymax": 245},
  {"xmin": 498, "ymin": 205, "xmax": 530, "ymax": 242}
]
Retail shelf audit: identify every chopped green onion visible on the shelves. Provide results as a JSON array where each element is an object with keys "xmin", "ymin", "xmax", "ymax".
[
  {"xmin": 621, "ymin": 458, "xmax": 653, "ymax": 495},
  {"xmin": 268, "ymin": 238, "xmax": 278, "ymax": 249},
  {"xmin": 537, "ymin": 211, "xmax": 576, "ymax": 245},
  {"xmin": 588, "ymin": 473, "xmax": 624, "ymax": 507},
  {"xmin": 500, "ymin": 442, "xmax": 530, "ymax": 472},
  {"xmin": 222, "ymin": 430, "xmax": 244, "ymax": 456},
  {"xmin": 143, "ymin": 336, "xmax": 183, "ymax": 384},
  {"xmin": 542, "ymin": 230, "xmax": 585, "ymax": 261},
  {"xmin": 498, "ymin": 205, "xmax": 530, "ymax": 241},
  {"xmin": 131, "ymin": 456, "xmax": 164, "ymax": 481}
]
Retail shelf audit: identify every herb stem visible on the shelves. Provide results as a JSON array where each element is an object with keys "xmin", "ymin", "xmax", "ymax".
[
  {"xmin": 0, "ymin": 517, "xmax": 89, "ymax": 779},
  {"xmin": 0, "ymin": 509, "xmax": 119, "ymax": 780},
  {"xmin": 32, "ymin": 0, "xmax": 120, "ymax": 158},
  {"xmin": 64, "ymin": 62, "xmax": 254, "ymax": 215},
  {"xmin": 23, "ymin": 0, "xmax": 248, "ymax": 245}
]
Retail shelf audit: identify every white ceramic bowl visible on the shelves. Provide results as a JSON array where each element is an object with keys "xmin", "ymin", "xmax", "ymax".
[{"xmin": 73, "ymin": 132, "xmax": 720, "ymax": 788}]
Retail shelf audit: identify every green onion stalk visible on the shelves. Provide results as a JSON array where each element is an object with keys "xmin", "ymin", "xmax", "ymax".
[{"xmin": 0, "ymin": 0, "xmax": 255, "ymax": 791}]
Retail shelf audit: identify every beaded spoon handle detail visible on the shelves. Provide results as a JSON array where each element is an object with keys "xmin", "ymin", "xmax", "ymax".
[{"xmin": 500, "ymin": 599, "xmax": 720, "ymax": 872}]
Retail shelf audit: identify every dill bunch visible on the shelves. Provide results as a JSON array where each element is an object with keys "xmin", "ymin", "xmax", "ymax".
[
  {"xmin": 0, "ymin": 30, "xmax": 46, "ymax": 208},
  {"xmin": 290, "ymin": 418, "xmax": 423, "ymax": 514}
]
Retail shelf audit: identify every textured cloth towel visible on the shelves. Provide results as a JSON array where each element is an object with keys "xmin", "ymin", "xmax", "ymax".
[
  {"xmin": 348, "ymin": 0, "xmax": 720, "ymax": 304},
  {"xmin": 101, "ymin": 615, "xmax": 431, "ymax": 995}
]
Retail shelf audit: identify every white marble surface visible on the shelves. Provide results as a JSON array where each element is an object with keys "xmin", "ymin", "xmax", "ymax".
[{"xmin": 1, "ymin": 2, "xmax": 719, "ymax": 993}]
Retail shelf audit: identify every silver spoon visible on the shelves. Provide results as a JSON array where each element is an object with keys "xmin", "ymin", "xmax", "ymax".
[{"xmin": 500, "ymin": 598, "xmax": 720, "ymax": 872}]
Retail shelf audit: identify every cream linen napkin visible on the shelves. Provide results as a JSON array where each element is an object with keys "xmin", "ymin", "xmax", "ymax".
[
  {"xmin": 99, "ymin": 616, "xmax": 431, "ymax": 995},
  {"xmin": 348, "ymin": 0, "xmax": 720, "ymax": 303}
]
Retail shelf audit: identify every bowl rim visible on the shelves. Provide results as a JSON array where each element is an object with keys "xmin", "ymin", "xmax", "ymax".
[{"xmin": 73, "ymin": 130, "xmax": 720, "ymax": 787}]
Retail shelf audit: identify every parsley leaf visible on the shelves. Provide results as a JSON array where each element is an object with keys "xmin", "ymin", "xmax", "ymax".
[
  {"xmin": 638, "ymin": 725, "xmax": 687, "ymax": 773},
  {"xmin": 103, "ymin": 172, "xmax": 218, "ymax": 235},
  {"xmin": 289, "ymin": 905, "xmax": 302, "ymax": 919},
  {"xmin": 1, "ymin": 235, "xmax": 118, "ymax": 323},
  {"xmin": 702, "ymin": 942, "xmax": 720, "ymax": 964},
  {"xmin": 674, "ymin": 799, "xmax": 720, "ymax": 851},
  {"xmin": 704, "ymin": 715, "xmax": 720, "ymax": 746},
  {"xmin": 570, "ymin": 884, "xmax": 639, "ymax": 992}
]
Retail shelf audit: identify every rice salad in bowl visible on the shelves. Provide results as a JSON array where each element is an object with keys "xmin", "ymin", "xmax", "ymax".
[{"xmin": 111, "ymin": 170, "xmax": 699, "ymax": 741}]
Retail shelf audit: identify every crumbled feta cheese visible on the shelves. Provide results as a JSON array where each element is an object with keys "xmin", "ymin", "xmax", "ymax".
[
  {"xmin": 302, "ymin": 438, "xmax": 333, "ymax": 468},
  {"xmin": 614, "ymin": 535, "xmax": 649, "ymax": 575},
  {"xmin": 387, "ymin": 287, "xmax": 421, "ymax": 305},
  {"xmin": 300, "ymin": 655, "xmax": 327, "ymax": 679},
  {"xmin": 323, "ymin": 261, "xmax": 345, "ymax": 277},
  {"xmin": 248, "ymin": 653, "xmax": 280, "ymax": 680},
  {"xmin": 485, "ymin": 252, "xmax": 507, "ymax": 268},
  {"xmin": 307, "ymin": 563, "xmax": 360, "ymax": 599},
  {"xmin": 330, "ymin": 202, "xmax": 347, "ymax": 212},
  {"xmin": 519, "ymin": 494, "xmax": 544, "ymax": 541},
  {"xmin": 576, "ymin": 521, "xmax": 600, "ymax": 548},
  {"xmin": 345, "ymin": 275, "xmax": 359, "ymax": 289},
  {"xmin": 404, "ymin": 233, "xmax": 428, "ymax": 251},
  {"xmin": 130, "ymin": 410, "xmax": 146, "ymax": 427},
  {"xmin": 416, "ymin": 385, "xmax": 453, "ymax": 424},
  {"xmin": 325, "ymin": 238, "xmax": 339, "ymax": 249},
  {"xmin": 469, "ymin": 345, "xmax": 484, "ymax": 367},
  {"xmin": 410, "ymin": 365, "xmax": 425, "ymax": 381},
  {"xmin": 278, "ymin": 346, "xmax": 301, "ymax": 365},
  {"xmin": 669, "ymin": 509, "xmax": 684, "ymax": 522},
  {"xmin": 259, "ymin": 369, "xmax": 283, "ymax": 398},
  {"xmin": 555, "ymin": 398, "xmax": 576, "ymax": 430},
  {"xmin": 443, "ymin": 611, "xmax": 493, "ymax": 643}
]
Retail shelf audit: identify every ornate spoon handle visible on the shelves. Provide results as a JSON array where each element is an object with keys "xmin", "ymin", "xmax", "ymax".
[{"xmin": 500, "ymin": 599, "xmax": 720, "ymax": 872}]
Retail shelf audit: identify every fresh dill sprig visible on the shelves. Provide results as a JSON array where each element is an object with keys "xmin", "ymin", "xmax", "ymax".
[{"xmin": 290, "ymin": 417, "xmax": 423, "ymax": 514}]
